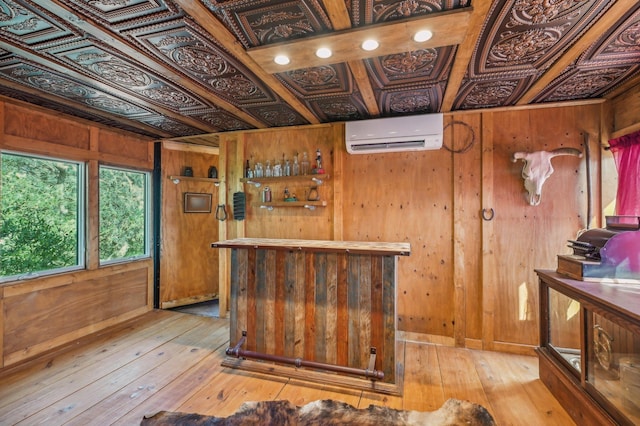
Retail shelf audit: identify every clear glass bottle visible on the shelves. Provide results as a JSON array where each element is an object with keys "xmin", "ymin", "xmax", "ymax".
[
  {"xmin": 301, "ymin": 152, "xmax": 310, "ymax": 175},
  {"xmin": 284, "ymin": 159, "xmax": 291, "ymax": 176},
  {"xmin": 265, "ymin": 160, "xmax": 272, "ymax": 177},
  {"xmin": 292, "ymin": 153, "xmax": 300, "ymax": 176}
]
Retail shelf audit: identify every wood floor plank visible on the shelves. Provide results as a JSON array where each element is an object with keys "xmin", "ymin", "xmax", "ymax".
[
  {"xmin": 0, "ymin": 313, "xmax": 201, "ymax": 420},
  {"xmin": 437, "ymin": 345, "xmax": 492, "ymax": 410},
  {"xmin": 0, "ymin": 310, "xmax": 575, "ymax": 426},
  {"xmin": 400, "ymin": 341, "xmax": 446, "ymax": 411},
  {"xmin": 13, "ymin": 318, "xmax": 217, "ymax": 425},
  {"xmin": 472, "ymin": 350, "xmax": 576, "ymax": 426},
  {"xmin": 178, "ymin": 369, "xmax": 288, "ymax": 417},
  {"xmin": 67, "ymin": 320, "xmax": 230, "ymax": 425}
]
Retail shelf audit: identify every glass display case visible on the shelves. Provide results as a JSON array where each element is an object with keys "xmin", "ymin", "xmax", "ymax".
[{"xmin": 537, "ymin": 270, "xmax": 640, "ymax": 426}]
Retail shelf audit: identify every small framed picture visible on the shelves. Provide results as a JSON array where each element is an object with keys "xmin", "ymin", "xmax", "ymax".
[{"xmin": 184, "ymin": 192, "xmax": 212, "ymax": 213}]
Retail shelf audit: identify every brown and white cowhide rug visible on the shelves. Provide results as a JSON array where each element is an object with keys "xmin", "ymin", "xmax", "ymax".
[{"xmin": 141, "ymin": 398, "xmax": 495, "ymax": 425}]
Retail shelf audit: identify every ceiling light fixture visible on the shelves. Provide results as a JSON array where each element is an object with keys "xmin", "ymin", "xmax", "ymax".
[
  {"xmin": 274, "ymin": 55, "xmax": 290, "ymax": 65},
  {"xmin": 315, "ymin": 47, "xmax": 332, "ymax": 59},
  {"xmin": 361, "ymin": 39, "xmax": 379, "ymax": 51},
  {"xmin": 413, "ymin": 30, "xmax": 433, "ymax": 42}
]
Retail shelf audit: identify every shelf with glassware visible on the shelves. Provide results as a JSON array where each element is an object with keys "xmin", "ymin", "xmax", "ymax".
[{"xmin": 240, "ymin": 175, "xmax": 330, "ymax": 210}]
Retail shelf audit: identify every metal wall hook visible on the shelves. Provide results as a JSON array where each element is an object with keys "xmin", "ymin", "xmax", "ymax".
[{"xmin": 482, "ymin": 208, "xmax": 495, "ymax": 221}]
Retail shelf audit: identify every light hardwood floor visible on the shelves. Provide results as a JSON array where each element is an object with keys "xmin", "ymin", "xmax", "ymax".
[{"xmin": 0, "ymin": 310, "xmax": 575, "ymax": 425}]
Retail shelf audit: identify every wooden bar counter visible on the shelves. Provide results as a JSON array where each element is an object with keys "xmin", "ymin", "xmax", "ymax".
[{"xmin": 212, "ymin": 238, "xmax": 410, "ymax": 393}]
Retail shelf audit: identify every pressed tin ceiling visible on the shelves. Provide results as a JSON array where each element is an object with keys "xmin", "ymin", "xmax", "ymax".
[{"xmin": 0, "ymin": 0, "xmax": 638, "ymax": 140}]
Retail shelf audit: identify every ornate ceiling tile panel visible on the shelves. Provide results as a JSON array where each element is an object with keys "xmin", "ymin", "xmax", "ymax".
[
  {"xmin": 349, "ymin": 0, "xmax": 470, "ymax": 26},
  {"xmin": 534, "ymin": 6, "xmax": 640, "ymax": 102},
  {"xmin": 455, "ymin": 78, "xmax": 528, "ymax": 110},
  {"xmin": 192, "ymin": 110, "xmax": 255, "ymax": 132},
  {"xmin": 204, "ymin": 0, "xmax": 332, "ymax": 48},
  {"xmin": 56, "ymin": 45, "xmax": 212, "ymax": 113},
  {"xmin": 138, "ymin": 115, "xmax": 203, "ymax": 136},
  {"xmin": 0, "ymin": 0, "xmax": 75, "ymax": 45},
  {"xmin": 365, "ymin": 46, "xmax": 456, "ymax": 87},
  {"xmin": 245, "ymin": 103, "xmax": 308, "ymax": 127},
  {"xmin": 307, "ymin": 95, "xmax": 369, "ymax": 122},
  {"xmin": 54, "ymin": 0, "xmax": 179, "ymax": 27},
  {"xmin": 377, "ymin": 84, "xmax": 444, "ymax": 115},
  {"xmin": 454, "ymin": 0, "xmax": 615, "ymax": 109},
  {"xmin": 130, "ymin": 19, "xmax": 279, "ymax": 107},
  {"xmin": 275, "ymin": 63, "xmax": 352, "ymax": 97},
  {"xmin": 0, "ymin": 59, "xmax": 154, "ymax": 117}
]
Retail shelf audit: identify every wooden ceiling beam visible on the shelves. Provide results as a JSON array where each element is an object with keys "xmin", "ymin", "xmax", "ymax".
[
  {"xmin": 249, "ymin": 9, "xmax": 472, "ymax": 73},
  {"xmin": 517, "ymin": 0, "xmax": 635, "ymax": 105},
  {"xmin": 441, "ymin": 1, "xmax": 493, "ymax": 112},
  {"xmin": 321, "ymin": 1, "xmax": 380, "ymax": 116},
  {"xmin": 174, "ymin": 0, "xmax": 320, "ymax": 125}
]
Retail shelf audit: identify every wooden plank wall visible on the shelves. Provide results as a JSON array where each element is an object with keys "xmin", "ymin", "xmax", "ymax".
[
  {"xmin": 0, "ymin": 98, "xmax": 154, "ymax": 369},
  {"xmin": 159, "ymin": 141, "xmax": 220, "ymax": 308},
  {"xmin": 229, "ymin": 248, "xmax": 397, "ymax": 384},
  {"xmin": 221, "ymin": 101, "xmax": 614, "ymax": 355}
]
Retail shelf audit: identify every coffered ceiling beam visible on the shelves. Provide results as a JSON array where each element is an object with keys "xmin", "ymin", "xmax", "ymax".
[
  {"xmin": 174, "ymin": 0, "xmax": 320, "ymax": 125},
  {"xmin": 248, "ymin": 8, "xmax": 472, "ymax": 74},
  {"xmin": 321, "ymin": 0, "xmax": 380, "ymax": 116},
  {"xmin": 441, "ymin": 1, "xmax": 492, "ymax": 112},
  {"xmin": 517, "ymin": 0, "xmax": 635, "ymax": 105}
]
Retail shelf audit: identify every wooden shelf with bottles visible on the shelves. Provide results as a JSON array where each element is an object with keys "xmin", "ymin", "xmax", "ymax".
[
  {"xmin": 240, "ymin": 174, "xmax": 330, "ymax": 185},
  {"xmin": 240, "ymin": 175, "xmax": 330, "ymax": 210}
]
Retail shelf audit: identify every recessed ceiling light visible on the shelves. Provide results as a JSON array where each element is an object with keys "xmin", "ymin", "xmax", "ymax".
[
  {"xmin": 316, "ymin": 47, "xmax": 332, "ymax": 59},
  {"xmin": 274, "ymin": 55, "xmax": 290, "ymax": 65},
  {"xmin": 361, "ymin": 39, "xmax": 379, "ymax": 51},
  {"xmin": 414, "ymin": 30, "xmax": 433, "ymax": 42}
]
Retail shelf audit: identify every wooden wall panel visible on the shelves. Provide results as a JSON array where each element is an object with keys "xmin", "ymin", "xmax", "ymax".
[
  {"xmin": 2, "ymin": 261, "xmax": 152, "ymax": 366},
  {"xmin": 98, "ymin": 129, "xmax": 152, "ymax": 166},
  {"xmin": 482, "ymin": 105, "xmax": 601, "ymax": 351},
  {"xmin": 611, "ymin": 83, "xmax": 640, "ymax": 137},
  {"xmin": 341, "ymin": 148, "xmax": 454, "ymax": 338},
  {"xmin": 3, "ymin": 103, "xmax": 91, "ymax": 150},
  {"xmin": 159, "ymin": 142, "xmax": 219, "ymax": 308},
  {"xmin": 229, "ymin": 247, "xmax": 398, "ymax": 385}
]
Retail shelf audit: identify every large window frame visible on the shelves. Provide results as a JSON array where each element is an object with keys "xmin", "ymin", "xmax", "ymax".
[
  {"xmin": 1, "ymin": 151, "xmax": 153, "ymax": 283},
  {"xmin": 98, "ymin": 164, "xmax": 152, "ymax": 265},
  {"xmin": 0, "ymin": 150, "xmax": 86, "ymax": 282}
]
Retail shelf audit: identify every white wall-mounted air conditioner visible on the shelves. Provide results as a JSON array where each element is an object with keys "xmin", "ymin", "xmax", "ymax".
[{"xmin": 345, "ymin": 113, "xmax": 443, "ymax": 154}]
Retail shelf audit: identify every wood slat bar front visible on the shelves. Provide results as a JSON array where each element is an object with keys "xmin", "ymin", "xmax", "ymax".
[{"xmin": 212, "ymin": 238, "xmax": 410, "ymax": 393}]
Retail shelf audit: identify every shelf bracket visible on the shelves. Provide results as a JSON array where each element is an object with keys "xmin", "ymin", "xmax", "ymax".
[
  {"xmin": 311, "ymin": 177, "xmax": 324, "ymax": 185},
  {"xmin": 260, "ymin": 205, "xmax": 274, "ymax": 211},
  {"xmin": 246, "ymin": 180, "xmax": 261, "ymax": 188},
  {"xmin": 304, "ymin": 204, "xmax": 316, "ymax": 211}
]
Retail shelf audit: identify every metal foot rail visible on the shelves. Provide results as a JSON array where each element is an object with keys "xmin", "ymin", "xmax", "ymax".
[{"xmin": 225, "ymin": 332, "xmax": 384, "ymax": 381}]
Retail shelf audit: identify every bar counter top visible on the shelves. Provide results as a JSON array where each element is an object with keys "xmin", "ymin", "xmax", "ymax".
[{"xmin": 212, "ymin": 238, "xmax": 410, "ymax": 256}]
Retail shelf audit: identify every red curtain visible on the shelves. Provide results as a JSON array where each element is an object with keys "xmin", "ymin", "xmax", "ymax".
[{"xmin": 608, "ymin": 129, "xmax": 640, "ymax": 216}]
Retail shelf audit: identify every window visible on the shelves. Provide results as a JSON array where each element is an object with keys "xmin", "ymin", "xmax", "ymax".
[
  {"xmin": 0, "ymin": 152, "xmax": 84, "ymax": 280},
  {"xmin": 99, "ymin": 166, "xmax": 150, "ymax": 264}
]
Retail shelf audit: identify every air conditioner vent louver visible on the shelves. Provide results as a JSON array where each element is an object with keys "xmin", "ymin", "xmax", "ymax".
[{"xmin": 345, "ymin": 113, "xmax": 443, "ymax": 154}]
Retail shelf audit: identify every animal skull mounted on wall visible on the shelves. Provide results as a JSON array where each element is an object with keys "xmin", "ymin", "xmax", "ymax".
[{"xmin": 512, "ymin": 148, "xmax": 583, "ymax": 206}]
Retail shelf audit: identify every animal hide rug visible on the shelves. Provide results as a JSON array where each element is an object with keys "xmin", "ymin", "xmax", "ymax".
[{"xmin": 141, "ymin": 398, "xmax": 496, "ymax": 425}]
